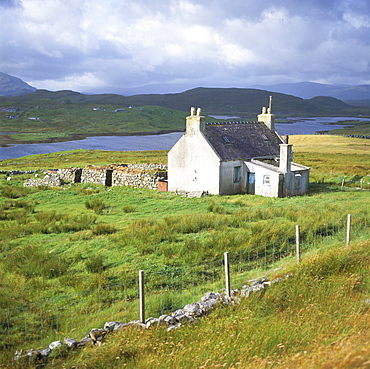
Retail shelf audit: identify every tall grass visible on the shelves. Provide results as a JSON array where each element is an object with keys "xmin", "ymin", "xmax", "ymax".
[
  {"xmin": 0, "ymin": 136, "xmax": 369, "ymax": 365},
  {"xmin": 39, "ymin": 239, "xmax": 370, "ymax": 369}
]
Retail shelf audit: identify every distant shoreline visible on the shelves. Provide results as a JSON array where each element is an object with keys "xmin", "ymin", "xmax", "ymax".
[{"xmin": 0, "ymin": 129, "xmax": 185, "ymax": 147}]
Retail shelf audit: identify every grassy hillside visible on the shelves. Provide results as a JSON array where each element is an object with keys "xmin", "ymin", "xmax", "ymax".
[
  {"xmin": 48, "ymin": 238, "xmax": 370, "ymax": 369},
  {"xmin": 0, "ymin": 135, "xmax": 369, "ymax": 366},
  {"xmin": 0, "ymin": 104, "xmax": 188, "ymax": 146},
  {"xmin": 0, "ymin": 72, "xmax": 36, "ymax": 97},
  {"xmin": 0, "ymin": 88, "xmax": 363, "ymax": 116},
  {"xmin": 0, "ymin": 88, "xmax": 369, "ymax": 145}
]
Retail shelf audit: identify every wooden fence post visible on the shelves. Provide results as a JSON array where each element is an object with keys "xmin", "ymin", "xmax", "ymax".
[
  {"xmin": 139, "ymin": 270, "xmax": 145, "ymax": 324},
  {"xmin": 224, "ymin": 252, "xmax": 231, "ymax": 298},
  {"xmin": 296, "ymin": 225, "xmax": 300, "ymax": 263},
  {"xmin": 346, "ymin": 214, "xmax": 351, "ymax": 247}
]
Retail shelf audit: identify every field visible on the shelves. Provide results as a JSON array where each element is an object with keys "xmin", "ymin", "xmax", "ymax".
[{"xmin": 0, "ymin": 135, "xmax": 369, "ymax": 367}]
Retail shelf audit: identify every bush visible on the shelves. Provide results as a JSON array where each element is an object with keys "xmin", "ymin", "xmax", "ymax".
[
  {"xmin": 3, "ymin": 246, "xmax": 70, "ymax": 279},
  {"xmin": 92, "ymin": 223, "xmax": 117, "ymax": 235},
  {"xmin": 56, "ymin": 213, "xmax": 97, "ymax": 233},
  {"xmin": 41, "ymin": 257, "xmax": 69, "ymax": 278},
  {"xmin": 122, "ymin": 205, "xmax": 137, "ymax": 213},
  {"xmin": 85, "ymin": 198, "xmax": 106, "ymax": 214},
  {"xmin": 0, "ymin": 185, "xmax": 30, "ymax": 199},
  {"xmin": 85, "ymin": 255, "xmax": 105, "ymax": 273}
]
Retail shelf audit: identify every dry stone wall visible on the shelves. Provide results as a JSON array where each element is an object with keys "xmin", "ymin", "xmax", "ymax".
[
  {"xmin": 57, "ymin": 168, "xmax": 82, "ymax": 183},
  {"xmin": 80, "ymin": 165, "xmax": 113, "ymax": 186},
  {"xmin": 13, "ymin": 275, "xmax": 282, "ymax": 365},
  {"xmin": 22, "ymin": 164, "xmax": 168, "ymax": 190},
  {"xmin": 24, "ymin": 173, "xmax": 64, "ymax": 187},
  {"xmin": 112, "ymin": 164, "xmax": 167, "ymax": 189}
]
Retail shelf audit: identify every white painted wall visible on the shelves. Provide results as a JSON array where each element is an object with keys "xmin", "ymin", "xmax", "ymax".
[
  {"xmin": 245, "ymin": 161, "xmax": 282, "ymax": 197},
  {"xmin": 285, "ymin": 164, "xmax": 310, "ymax": 196},
  {"xmin": 219, "ymin": 160, "xmax": 243, "ymax": 195},
  {"xmin": 168, "ymin": 132, "xmax": 221, "ymax": 194}
]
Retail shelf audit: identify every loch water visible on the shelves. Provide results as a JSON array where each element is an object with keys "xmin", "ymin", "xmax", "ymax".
[{"xmin": 0, "ymin": 117, "xmax": 368, "ymax": 160}]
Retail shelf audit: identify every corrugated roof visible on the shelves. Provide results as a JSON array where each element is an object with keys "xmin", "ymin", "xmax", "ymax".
[{"xmin": 203, "ymin": 121, "xmax": 283, "ymax": 161}]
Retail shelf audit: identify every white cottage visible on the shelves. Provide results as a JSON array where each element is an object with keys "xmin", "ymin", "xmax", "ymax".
[{"xmin": 168, "ymin": 99, "xmax": 310, "ymax": 197}]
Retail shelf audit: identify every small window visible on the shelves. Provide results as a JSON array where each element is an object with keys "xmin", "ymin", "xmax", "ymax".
[
  {"xmin": 234, "ymin": 166, "xmax": 241, "ymax": 183},
  {"xmin": 263, "ymin": 175, "xmax": 270, "ymax": 185},
  {"xmin": 294, "ymin": 174, "xmax": 301, "ymax": 189}
]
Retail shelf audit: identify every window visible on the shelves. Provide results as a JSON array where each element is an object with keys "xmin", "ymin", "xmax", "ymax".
[
  {"xmin": 234, "ymin": 166, "xmax": 241, "ymax": 183},
  {"xmin": 294, "ymin": 174, "xmax": 301, "ymax": 189},
  {"xmin": 263, "ymin": 175, "xmax": 270, "ymax": 185}
]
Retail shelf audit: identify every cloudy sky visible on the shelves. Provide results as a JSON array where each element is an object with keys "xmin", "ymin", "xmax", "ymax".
[{"xmin": 1, "ymin": 0, "xmax": 369, "ymax": 94}]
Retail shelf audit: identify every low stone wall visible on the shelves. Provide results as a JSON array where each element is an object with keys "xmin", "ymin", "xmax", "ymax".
[
  {"xmin": 13, "ymin": 275, "xmax": 280, "ymax": 364},
  {"xmin": 112, "ymin": 164, "xmax": 167, "ymax": 189},
  {"xmin": 23, "ymin": 164, "xmax": 168, "ymax": 190},
  {"xmin": 0, "ymin": 170, "xmax": 38, "ymax": 175},
  {"xmin": 80, "ymin": 165, "xmax": 113, "ymax": 186},
  {"xmin": 24, "ymin": 173, "xmax": 64, "ymax": 187},
  {"xmin": 57, "ymin": 168, "xmax": 82, "ymax": 183}
]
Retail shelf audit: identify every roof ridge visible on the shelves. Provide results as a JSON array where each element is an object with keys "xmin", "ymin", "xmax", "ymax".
[{"xmin": 205, "ymin": 120, "xmax": 258, "ymax": 125}]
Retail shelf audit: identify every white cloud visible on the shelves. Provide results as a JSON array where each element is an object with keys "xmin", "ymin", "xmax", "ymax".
[
  {"xmin": 31, "ymin": 72, "xmax": 106, "ymax": 91},
  {"xmin": 0, "ymin": 0, "xmax": 369, "ymax": 92}
]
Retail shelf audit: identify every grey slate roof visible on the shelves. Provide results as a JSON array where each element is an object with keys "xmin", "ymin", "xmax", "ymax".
[{"xmin": 203, "ymin": 121, "xmax": 284, "ymax": 161}]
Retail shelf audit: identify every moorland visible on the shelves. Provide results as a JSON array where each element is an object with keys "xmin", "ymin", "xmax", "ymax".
[
  {"xmin": 0, "ymin": 134, "xmax": 369, "ymax": 367},
  {"xmin": 1, "ymin": 88, "xmax": 370, "ymax": 146}
]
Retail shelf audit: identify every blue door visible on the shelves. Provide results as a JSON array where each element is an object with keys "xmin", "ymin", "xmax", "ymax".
[{"xmin": 247, "ymin": 172, "xmax": 255, "ymax": 194}]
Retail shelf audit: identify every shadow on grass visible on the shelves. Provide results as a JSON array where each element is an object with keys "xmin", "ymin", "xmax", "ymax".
[{"xmin": 309, "ymin": 181, "xmax": 369, "ymax": 194}]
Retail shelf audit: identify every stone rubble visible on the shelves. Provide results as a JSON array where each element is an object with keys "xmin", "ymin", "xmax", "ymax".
[
  {"xmin": 24, "ymin": 173, "xmax": 64, "ymax": 187},
  {"xmin": 0, "ymin": 170, "xmax": 38, "ymax": 175},
  {"xmin": 13, "ymin": 275, "xmax": 282, "ymax": 364}
]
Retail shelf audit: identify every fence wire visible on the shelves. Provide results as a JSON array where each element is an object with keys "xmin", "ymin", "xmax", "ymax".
[{"xmin": 1, "ymin": 215, "xmax": 368, "ymax": 350}]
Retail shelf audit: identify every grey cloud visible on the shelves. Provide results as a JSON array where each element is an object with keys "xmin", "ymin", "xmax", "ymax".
[
  {"xmin": 0, "ymin": 0, "xmax": 21, "ymax": 8},
  {"xmin": 0, "ymin": 0, "xmax": 369, "ymax": 92}
]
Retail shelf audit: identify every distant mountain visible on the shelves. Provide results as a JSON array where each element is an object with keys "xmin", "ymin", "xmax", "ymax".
[
  {"xmin": 0, "ymin": 87, "xmax": 365, "ymax": 117},
  {"xmin": 84, "ymin": 83, "xmax": 194, "ymax": 96},
  {"xmin": 252, "ymin": 82, "xmax": 370, "ymax": 101},
  {"xmin": 0, "ymin": 72, "xmax": 37, "ymax": 97}
]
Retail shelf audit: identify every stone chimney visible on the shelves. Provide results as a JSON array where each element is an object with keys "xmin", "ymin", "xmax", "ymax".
[
  {"xmin": 186, "ymin": 107, "xmax": 205, "ymax": 135},
  {"xmin": 257, "ymin": 96, "xmax": 275, "ymax": 131},
  {"xmin": 279, "ymin": 143, "xmax": 293, "ymax": 173}
]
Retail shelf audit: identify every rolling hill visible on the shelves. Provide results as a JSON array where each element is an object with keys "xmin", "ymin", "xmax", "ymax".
[
  {"xmin": 252, "ymin": 81, "xmax": 370, "ymax": 101},
  {"xmin": 0, "ymin": 87, "xmax": 365, "ymax": 116},
  {"xmin": 0, "ymin": 72, "xmax": 36, "ymax": 97}
]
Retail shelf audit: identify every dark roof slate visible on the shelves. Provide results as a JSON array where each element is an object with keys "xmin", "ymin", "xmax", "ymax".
[{"xmin": 203, "ymin": 121, "xmax": 283, "ymax": 161}]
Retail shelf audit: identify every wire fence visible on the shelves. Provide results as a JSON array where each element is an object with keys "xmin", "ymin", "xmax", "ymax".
[{"xmin": 1, "ymin": 214, "xmax": 368, "ymax": 350}]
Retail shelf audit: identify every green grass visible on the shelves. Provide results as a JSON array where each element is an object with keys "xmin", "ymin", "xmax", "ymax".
[
  {"xmin": 0, "ymin": 104, "xmax": 188, "ymax": 145},
  {"xmin": 0, "ymin": 149, "xmax": 168, "ymax": 171},
  {"xmin": 0, "ymin": 135, "xmax": 369, "ymax": 366},
  {"xmin": 25, "ymin": 238, "xmax": 370, "ymax": 369},
  {"xmin": 330, "ymin": 119, "xmax": 370, "ymax": 135}
]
